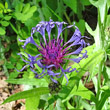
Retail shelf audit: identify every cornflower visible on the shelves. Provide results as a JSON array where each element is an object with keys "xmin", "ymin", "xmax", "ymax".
[{"xmin": 18, "ymin": 19, "xmax": 89, "ymax": 83}]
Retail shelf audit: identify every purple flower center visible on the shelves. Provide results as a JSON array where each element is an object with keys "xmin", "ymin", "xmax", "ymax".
[{"xmin": 39, "ymin": 39, "xmax": 64, "ymax": 68}]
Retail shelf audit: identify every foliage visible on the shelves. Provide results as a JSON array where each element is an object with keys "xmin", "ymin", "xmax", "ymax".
[{"xmin": 0, "ymin": 0, "xmax": 110, "ymax": 110}]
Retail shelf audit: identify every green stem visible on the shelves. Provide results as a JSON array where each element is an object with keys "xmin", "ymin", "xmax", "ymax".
[
  {"xmin": 95, "ymin": 9, "xmax": 106, "ymax": 110},
  {"xmin": 97, "ymin": 63, "xmax": 102, "ymax": 93},
  {"xmin": 96, "ymin": 61, "xmax": 103, "ymax": 110},
  {"xmin": 9, "ymin": 22, "xmax": 18, "ymax": 34},
  {"xmin": 98, "ymin": 9, "xmax": 105, "ymax": 49},
  {"xmin": 47, "ymin": 5, "xmax": 63, "ymax": 21},
  {"xmin": 10, "ymin": 22, "xmax": 23, "ymax": 38},
  {"xmin": 64, "ymin": 12, "xmax": 72, "ymax": 25},
  {"xmin": 64, "ymin": 28, "xmax": 68, "ymax": 42}
]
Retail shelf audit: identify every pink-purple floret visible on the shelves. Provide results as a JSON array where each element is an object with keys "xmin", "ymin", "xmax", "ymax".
[{"xmin": 18, "ymin": 19, "xmax": 89, "ymax": 84}]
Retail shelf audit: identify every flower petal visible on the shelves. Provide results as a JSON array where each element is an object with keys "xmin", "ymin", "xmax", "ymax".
[
  {"xmin": 16, "ymin": 64, "xmax": 29, "ymax": 72},
  {"xmin": 20, "ymin": 37, "xmax": 40, "ymax": 49},
  {"xmin": 50, "ymin": 77, "xmax": 58, "ymax": 83}
]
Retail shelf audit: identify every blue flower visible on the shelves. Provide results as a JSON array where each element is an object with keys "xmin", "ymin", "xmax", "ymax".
[{"xmin": 18, "ymin": 19, "xmax": 89, "ymax": 84}]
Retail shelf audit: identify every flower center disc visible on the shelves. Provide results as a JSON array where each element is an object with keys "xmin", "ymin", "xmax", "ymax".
[{"xmin": 40, "ymin": 40, "xmax": 64, "ymax": 68}]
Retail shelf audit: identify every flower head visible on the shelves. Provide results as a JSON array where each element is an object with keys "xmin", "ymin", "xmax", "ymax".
[{"xmin": 18, "ymin": 19, "xmax": 89, "ymax": 83}]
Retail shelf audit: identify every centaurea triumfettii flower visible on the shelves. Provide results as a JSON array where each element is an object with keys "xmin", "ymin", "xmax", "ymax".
[{"xmin": 18, "ymin": 19, "xmax": 89, "ymax": 83}]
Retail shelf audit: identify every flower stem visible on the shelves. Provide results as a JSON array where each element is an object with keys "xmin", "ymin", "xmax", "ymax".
[
  {"xmin": 64, "ymin": 12, "xmax": 72, "ymax": 25},
  {"xmin": 96, "ymin": 59, "xmax": 104, "ymax": 110}
]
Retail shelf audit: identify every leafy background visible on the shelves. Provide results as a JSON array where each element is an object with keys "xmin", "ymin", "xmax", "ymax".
[{"xmin": 0, "ymin": 0, "xmax": 110, "ymax": 110}]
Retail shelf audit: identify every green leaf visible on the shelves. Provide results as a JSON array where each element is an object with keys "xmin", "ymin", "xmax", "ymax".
[
  {"xmin": 56, "ymin": 99, "xmax": 66, "ymax": 110},
  {"xmin": 80, "ymin": 0, "xmax": 91, "ymax": 6},
  {"xmin": 14, "ymin": 5, "xmax": 37, "ymax": 23},
  {"xmin": 106, "ymin": 66, "xmax": 110, "ymax": 79},
  {"xmin": 4, "ymin": 15, "xmax": 12, "ymax": 20},
  {"xmin": 6, "ymin": 62, "xmax": 14, "ymax": 69},
  {"xmin": 0, "ymin": 3, "xmax": 4, "ymax": 9},
  {"xmin": 7, "ymin": 9, "xmax": 12, "ymax": 12},
  {"xmin": 0, "ymin": 27, "xmax": 6, "ymax": 35},
  {"xmin": 35, "ymin": 64, "xmax": 42, "ymax": 73},
  {"xmin": 63, "ymin": 0, "xmax": 77, "ymax": 13},
  {"xmin": 28, "ymin": 6, "xmax": 37, "ymax": 14},
  {"xmin": 105, "ymin": 15, "xmax": 110, "ymax": 32},
  {"xmin": 47, "ymin": 6, "xmax": 63, "ymax": 21},
  {"xmin": 46, "ymin": 0, "xmax": 57, "ymax": 11},
  {"xmin": 0, "ymin": 21, "xmax": 9, "ymax": 27},
  {"xmin": 25, "ymin": 17, "xmax": 38, "ymax": 31},
  {"xmin": 9, "ymin": 71, "xmax": 20, "ymax": 79},
  {"xmin": 89, "ymin": 0, "xmax": 106, "ymax": 8},
  {"xmin": 16, "ymin": 63, "xmax": 22, "ymax": 70},
  {"xmin": 42, "ymin": 7, "xmax": 52, "ymax": 20},
  {"xmin": 75, "ymin": 19, "xmax": 85, "ymax": 35},
  {"xmin": 81, "ymin": 100, "xmax": 92, "ymax": 110},
  {"xmin": 2, "ymin": 87, "xmax": 49, "ymax": 104},
  {"xmin": 66, "ymin": 101, "xmax": 75, "ymax": 109},
  {"xmin": 107, "ymin": 0, "xmax": 110, "ymax": 7},
  {"xmin": 97, "ymin": 89, "xmax": 110, "ymax": 110},
  {"xmin": 85, "ymin": 22, "xmax": 96, "ymax": 37},
  {"xmin": 9, "ymin": 22, "xmax": 18, "ymax": 34},
  {"xmin": 23, "ymin": 3, "xmax": 30, "ymax": 14},
  {"xmin": 26, "ymin": 96, "xmax": 40, "ymax": 110},
  {"xmin": 75, "ymin": 49, "xmax": 104, "ymax": 79},
  {"xmin": 6, "ymin": 78, "xmax": 48, "ymax": 87},
  {"xmin": 14, "ymin": 12, "xmax": 23, "ymax": 20},
  {"xmin": 0, "ymin": 10, "xmax": 3, "ymax": 13},
  {"xmin": 25, "ymin": 43, "xmax": 39, "ymax": 56},
  {"xmin": 55, "ymin": 0, "xmax": 65, "ymax": 18},
  {"xmin": 62, "ymin": 81, "xmax": 95, "ymax": 103},
  {"xmin": 89, "ymin": 0, "xmax": 107, "ymax": 23},
  {"xmin": 0, "ymin": 13, "xmax": 3, "ymax": 18},
  {"xmin": 15, "ymin": 2, "xmax": 23, "ymax": 12},
  {"xmin": 5, "ymin": 2, "xmax": 8, "ymax": 9},
  {"xmin": 85, "ymin": 22, "xmax": 100, "ymax": 47},
  {"xmin": 21, "ymin": 13, "xmax": 33, "ymax": 23},
  {"xmin": 3, "ymin": 9, "xmax": 7, "ymax": 13},
  {"xmin": 59, "ymin": 46, "xmax": 104, "ymax": 102},
  {"xmin": 73, "ymin": 81, "xmax": 94, "ymax": 100}
]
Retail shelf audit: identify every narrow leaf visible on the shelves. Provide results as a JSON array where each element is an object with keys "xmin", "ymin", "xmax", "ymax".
[
  {"xmin": 2, "ymin": 87, "xmax": 49, "ymax": 104},
  {"xmin": 6, "ymin": 78, "xmax": 48, "ymax": 87}
]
